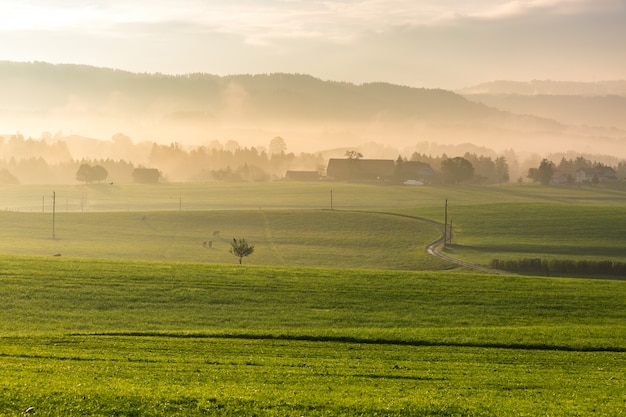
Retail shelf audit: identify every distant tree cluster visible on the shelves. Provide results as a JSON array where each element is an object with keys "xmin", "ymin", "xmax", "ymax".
[
  {"xmin": 408, "ymin": 152, "xmax": 510, "ymax": 185},
  {"xmin": 148, "ymin": 141, "xmax": 324, "ymax": 182},
  {"xmin": 0, "ymin": 156, "xmax": 135, "ymax": 185},
  {"xmin": 76, "ymin": 164, "xmax": 108, "ymax": 183},
  {"xmin": 491, "ymin": 258, "xmax": 626, "ymax": 277},
  {"xmin": 527, "ymin": 156, "xmax": 622, "ymax": 185},
  {"xmin": 0, "ymin": 133, "xmax": 323, "ymax": 184},
  {"xmin": 527, "ymin": 159, "xmax": 556, "ymax": 185},
  {"xmin": 440, "ymin": 157, "xmax": 474, "ymax": 184},
  {"xmin": 0, "ymin": 132, "xmax": 624, "ymax": 185}
]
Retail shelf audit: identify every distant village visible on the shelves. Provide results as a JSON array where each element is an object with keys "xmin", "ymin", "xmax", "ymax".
[
  {"xmin": 285, "ymin": 158, "xmax": 435, "ymax": 185},
  {"xmin": 1, "ymin": 133, "xmax": 625, "ymax": 185},
  {"xmin": 283, "ymin": 155, "xmax": 623, "ymax": 186}
]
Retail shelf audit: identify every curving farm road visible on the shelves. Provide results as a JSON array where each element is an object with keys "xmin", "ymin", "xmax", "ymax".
[
  {"xmin": 425, "ymin": 223, "xmax": 510, "ymax": 275},
  {"xmin": 375, "ymin": 211, "xmax": 509, "ymax": 275}
]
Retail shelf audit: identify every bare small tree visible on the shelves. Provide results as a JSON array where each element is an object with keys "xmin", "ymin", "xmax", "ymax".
[
  {"xmin": 345, "ymin": 150, "xmax": 363, "ymax": 160},
  {"xmin": 230, "ymin": 238, "xmax": 255, "ymax": 264}
]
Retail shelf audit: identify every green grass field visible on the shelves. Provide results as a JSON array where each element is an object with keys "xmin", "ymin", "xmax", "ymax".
[
  {"xmin": 0, "ymin": 256, "xmax": 624, "ymax": 416},
  {"xmin": 1, "ymin": 182, "xmax": 625, "ymax": 415},
  {"xmin": 427, "ymin": 202, "xmax": 626, "ymax": 268},
  {"xmin": 2, "ymin": 182, "xmax": 626, "ymax": 271},
  {"xmin": 0, "ymin": 209, "xmax": 449, "ymax": 270},
  {"xmin": 2, "ymin": 181, "xmax": 625, "ymax": 213}
]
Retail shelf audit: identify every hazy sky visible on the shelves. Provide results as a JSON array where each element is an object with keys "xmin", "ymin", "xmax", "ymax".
[{"xmin": 1, "ymin": 0, "xmax": 625, "ymax": 88}]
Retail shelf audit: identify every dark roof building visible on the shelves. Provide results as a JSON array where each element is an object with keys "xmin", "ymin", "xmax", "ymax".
[
  {"xmin": 575, "ymin": 166, "xmax": 618, "ymax": 183},
  {"xmin": 326, "ymin": 158, "xmax": 395, "ymax": 181},
  {"xmin": 400, "ymin": 161, "xmax": 435, "ymax": 180},
  {"xmin": 132, "ymin": 168, "xmax": 161, "ymax": 184}
]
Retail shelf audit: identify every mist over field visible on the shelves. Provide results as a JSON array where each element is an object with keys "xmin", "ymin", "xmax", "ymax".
[
  {"xmin": 1, "ymin": 2, "xmax": 626, "ymax": 414},
  {"xmin": 0, "ymin": 62, "xmax": 625, "ymax": 184}
]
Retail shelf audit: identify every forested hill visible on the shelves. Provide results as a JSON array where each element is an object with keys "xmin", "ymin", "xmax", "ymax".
[
  {"xmin": 0, "ymin": 61, "xmax": 493, "ymax": 123},
  {"xmin": 458, "ymin": 80, "xmax": 626, "ymax": 96},
  {"xmin": 458, "ymin": 79, "xmax": 626, "ymax": 130},
  {"xmin": 1, "ymin": 61, "xmax": 624, "ymax": 157}
]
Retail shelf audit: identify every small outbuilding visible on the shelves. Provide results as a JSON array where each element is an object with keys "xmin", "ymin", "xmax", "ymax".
[
  {"xmin": 132, "ymin": 168, "xmax": 161, "ymax": 184},
  {"xmin": 326, "ymin": 158, "xmax": 395, "ymax": 181},
  {"xmin": 575, "ymin": 166, "xmax": 618, "ymax": 183}
]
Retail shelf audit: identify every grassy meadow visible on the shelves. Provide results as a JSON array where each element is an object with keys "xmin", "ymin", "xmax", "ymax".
[
  {"xmin": 0, "ymin": 209, "xmax": 448, "ymax": 270},
  {"xmin": 0, "ymin": 255, "xmax": 625, "ymax": 416},
  {"xmin": 438, "ymin": 202, "xmax": 626, "ymax": 268},
  {"xmin": 1, "ymin": 181, "xmax": 625, "ymax": 271},
  {"xmin": 1, "ymin": 181, "xmax": 625, "ymax": 213},
  {"xmin": 1, "ymin": 181, "xmax": 625, "ymax": 415}
]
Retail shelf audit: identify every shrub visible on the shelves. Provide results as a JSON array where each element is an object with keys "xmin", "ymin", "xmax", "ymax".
[{"xmin": 491, "ymin": 258, "xmax": 626, "ymax": 277}]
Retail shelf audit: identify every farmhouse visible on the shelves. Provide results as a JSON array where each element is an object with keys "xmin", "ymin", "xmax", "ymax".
[
  {"xmin": 132, "ymin": 168, "xmax": 161, "ymax": 184},
  {"xmin": 551, "ymin": 171, "xmax": 571, "ymax": 185},
  {"xmin": 575, "ymin": 166, "xmax": 618, "ymax": 183},
  {"xmin": 400, "ymin": 161, "xmax": 436, "ymax": 182},
  {"xmin": 326, "ymin": 158, "xmax": 395, "ymax": 181}
]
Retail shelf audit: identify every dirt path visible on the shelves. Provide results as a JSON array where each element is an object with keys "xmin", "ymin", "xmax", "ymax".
[
  {"xmin": 425, "ymin": 225, "xmax": 510, "ymax": 275},
  {"xmin": 375, "ymin": 211, "xmax": 510, "ymax": 275}
]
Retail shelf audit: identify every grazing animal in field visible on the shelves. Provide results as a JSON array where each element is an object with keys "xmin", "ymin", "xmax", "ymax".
[{"xmin": 213, "ymin": 230, "xmax": 220, "ymax": 236}]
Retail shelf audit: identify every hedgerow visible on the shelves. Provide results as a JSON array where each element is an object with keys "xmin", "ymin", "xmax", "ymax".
[{"xmin": 491, "ymin": 258, "xmax": 626, "ymax": 277}]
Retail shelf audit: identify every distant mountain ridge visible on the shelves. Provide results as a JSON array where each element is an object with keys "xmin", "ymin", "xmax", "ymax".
[
  {"xmin": 458, "ymin": 79, "xmax": 626, "ymax": 130},
  {"xmin": 0, "ymin": 61, "xmax": 625, "ymax": 157},
  {"xmin": 0, "ymin": 61, "xmax": 493, "ymax": 123},
  {"xmin": 458, "ymin": 80, "xmax": 626, "ymax": 96},
  {"xmin": 460, "ymin": 94, "xmax": 626, "ymax": 130}
]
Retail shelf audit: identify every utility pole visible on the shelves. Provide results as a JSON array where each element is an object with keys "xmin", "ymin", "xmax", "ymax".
[
  {"xmin": 52, "ymin": 191, "xmax": 56, "ymax": 239},
  {"xmin": 443, "ymin": 199, "xmax": 448, "ymax": 249}
]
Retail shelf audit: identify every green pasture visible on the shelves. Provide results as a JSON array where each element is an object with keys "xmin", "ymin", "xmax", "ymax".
[
  {"xmin": 1, "ymin": 181, "xmax": 625, "ymax": 213},
  {"xmin": 1, "ymin": 182, "xmax": 625, "ymax": 415},
  {"xmin": 0, "ymin": 255, "xmax": 625, "ymax": 415},
  {"xmin": 434, "ymin": 203, "xmax": 626, "ymax": 268},
  {"xmin": 0, "ymin": 209, "xmax": 448, "ymax": 270},
  {"xmin": 1, "ymin": 182, "xmax": 626, "ymax": 273}
]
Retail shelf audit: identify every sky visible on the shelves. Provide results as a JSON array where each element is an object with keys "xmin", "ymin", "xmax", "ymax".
[{"xmin": 0, "ymin": 0, "xmax": 625, "ymax": 89}]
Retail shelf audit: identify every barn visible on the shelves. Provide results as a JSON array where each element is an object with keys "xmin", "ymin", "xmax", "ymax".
[
  {"xmin": 326, "ymin": 159, "xmax": 395, "ymax": 181},
  {"xmin": 132, "ymin": 168, "xmax": 161, "ymax": 184}
]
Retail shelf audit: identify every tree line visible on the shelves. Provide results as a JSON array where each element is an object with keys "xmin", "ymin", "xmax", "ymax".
[
  {"xmin": 0, "ymin": 133, "xmax": 625, "ymax": 185},
  {"xmin": 406, "ymin": 152, "xmax": 511, "ymax": 185},
  {"xmin": 526, "ymin": 156, "xmax": 625, "ymax": 185},
  {"xmin": 491, "ymin": 258, "xmax": 626, "ymax": 277}
]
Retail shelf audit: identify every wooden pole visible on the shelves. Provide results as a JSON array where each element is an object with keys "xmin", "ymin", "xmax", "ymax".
[
  {"xmin": 443, "ymin": 199, "xmax": 447, "ymax": 249},
  {"xmin": 52, "ymin": 191, "xmax": 56, "ymax": 239}
]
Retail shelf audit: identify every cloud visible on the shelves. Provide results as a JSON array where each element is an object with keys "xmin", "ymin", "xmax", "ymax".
[
  {"xmin": 465, "ymin": 0, "xmax": 624, "ymax": 21},
  {"xmin": 182, "ymin": 0, "xmax": 626, "ymax": 47},
  {"xmin": 1, "ymin": 0, "xmax": 624, "ymax": 88},
  {"xmin": 468, "ymin": 0, "xmax": 568, "ymax": 19},
  {"xmin": 3, "ymin": 0, "xmax": 622, "ymax": 43}
]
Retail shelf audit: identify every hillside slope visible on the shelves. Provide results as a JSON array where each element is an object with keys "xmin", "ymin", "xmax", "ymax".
[{"xmin": 1, "ymin": 62, "xmax": 625, "ymax": 156}]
